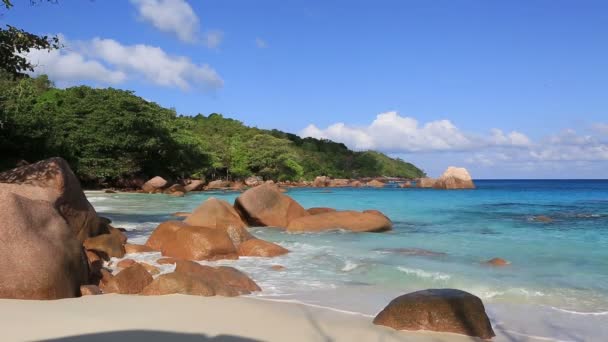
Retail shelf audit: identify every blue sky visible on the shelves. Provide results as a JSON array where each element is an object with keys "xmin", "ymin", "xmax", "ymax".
[{"xmin": 4, "ymin": 0, "xmax": 608, "ymax": 178}]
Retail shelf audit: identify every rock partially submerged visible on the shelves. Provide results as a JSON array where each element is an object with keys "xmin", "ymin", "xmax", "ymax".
[
  {"xmin": 185, "ymin": 197, "xmax": 247, "ymax": 232},
  {"xmin": 366, "ymin": 179, "xmax": 386, "ymax": 188},
  {"xmin": 184, "ymin": 180, "xmax": 204, "ymax": 192},
  {"xmin": 237, "ymin": 239, "xmax": 289, "ymax": 257},
  {"xmin": 234, "ymin": 183, "xmax": 308, "ymax": 227},
  {"xmin": 433, "ymin": 167, "xmax": 475, "ymax": 190},
  {"xmin": 161, "ymin": 226, "xmax": 239, "ymax": 261},
  {"xmin": 306, "ymin": 207, "xmax": 337, "ymax": 215},
  {"xmin": 373, "ymin": 289, "xmax": 495, "ymax": 339},
  {"xmin": 313, "ymin": 176, "xmax": 330, "ymax": 187},
  {"xmin": 484, "ymin": 257, "xmax": 510, "ymax": 267},
  {"xmin": 416, "ymin": 177, "xmax": 437, "ymax": 188},
  {"xmin": 287, "ymin": 210, "xmax": 392, "ymax": 233}
]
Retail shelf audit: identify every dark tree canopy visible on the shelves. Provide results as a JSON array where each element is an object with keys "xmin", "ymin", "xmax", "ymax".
[{"xmin": 0, "ymin": 74, "xmax": 425, "ymax": 187}]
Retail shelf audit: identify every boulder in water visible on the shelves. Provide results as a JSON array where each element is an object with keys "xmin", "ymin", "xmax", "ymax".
[
  {"xmin": 306, "ymin": 207, "xmax": 337, "ymax": 215},
  {"xmin": 484, "ymin": 257, "xmax": 510, "ymax": 267},
  {"xmin": 313, "ymin": 176, "xmax": 330, "ymax": 187},
  {"xmin": 287, "ymin": 210, "xmax": 392, "ymax": 233},
  {"xmin": 373, "ymin": 289, "xmax": 495, "ymax": 339},
  {"xmin": 184, "ymin": 180, "xmax": 204, "ymax": 192},
  {"xmin": 433, "ymin": 167, "xmax": 475, "ymax": 189},
  {"xmin": 145, "ymin": 220, "xmax": 188, "ymax": 251},
  {"xmin": 142, "ymin": 176, "xmax": 168, "ymax": 193},
  {"xmin": 416, "ymin": 177, "xmax": 437, "ymax": 188},
  {"xmin": 234, "ymin": 183, "xmax": 308, "ymax": 227},
  {"xmin": 237, "ymin": 239, "xmax": 289, "ymax": 257},
  {"xmin": 160, "ymin": 226, "xmax": 239, "ymax": 261},
  {"xmin": 366, "ymin": 179, "xmax": 386, "ymax": 188}
]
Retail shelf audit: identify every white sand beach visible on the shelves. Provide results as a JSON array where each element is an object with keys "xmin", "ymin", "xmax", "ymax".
[{"xmin": 0, "ymin": 294, "xmax": 563, "ymax": 342}]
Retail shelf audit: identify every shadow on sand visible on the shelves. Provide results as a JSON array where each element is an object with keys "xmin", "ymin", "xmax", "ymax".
[{"xmin": 40, "ymin": 330, "xmax": 261, "ymax": 342}]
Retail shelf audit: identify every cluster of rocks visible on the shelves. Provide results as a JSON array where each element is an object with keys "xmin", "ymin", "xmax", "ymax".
[
  {"xmin": 0, "ymin": 158, "xmax": 265, "ymax": 299},
  {"xmin": 415, "ymin": 166, "xmax": 476, "ymax": 189},
  {"xmin": 130, "ymin": 166, "xmax": 475, "ymax": 196},
  {"xmin": 0, "ymin": 158, "xmax": 495, "ymax": 340}
]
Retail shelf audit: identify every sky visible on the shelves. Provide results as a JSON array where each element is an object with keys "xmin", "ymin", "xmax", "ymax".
[{"xmin": 3, "ymin": 0, "xmax": 608, "ymax": 178}]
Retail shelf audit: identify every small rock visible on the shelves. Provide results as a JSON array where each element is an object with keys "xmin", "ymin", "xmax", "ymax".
[
  {"xmin": 484, "ymin": 257, "xmax": 510, "ymax": 267},
  {"xmin": 124, "ymin": 243, "xmax": 155, "ymax": 254},
  {"xmin": 80, "ymin": 285, "xmax": 102, "ymax": 296}
]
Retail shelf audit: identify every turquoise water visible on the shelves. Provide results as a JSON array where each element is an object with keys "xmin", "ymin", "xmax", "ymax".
[{"xmin": 87, "ymin": 180, "xmax": 608, "ymax": 340}]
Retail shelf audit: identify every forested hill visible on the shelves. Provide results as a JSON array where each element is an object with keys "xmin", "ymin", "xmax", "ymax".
[{"xmin": 0, "ymin": 73, "xmax": 425, "ymax": 187}]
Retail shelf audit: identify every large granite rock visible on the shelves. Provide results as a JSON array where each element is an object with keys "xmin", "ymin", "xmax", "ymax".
[
  {"xmin": 142, "ymin": 176, "xmax": 168, "ymax": 193},
  {"xmin": 416, "ymin": 177, "xmax": 437, "ymax": 188},
  {"xmin": 313, "ymin": 176, "xmax": 330, "ymax": 187},
  {"xmin": 244, "ymin": 176, "xmax": 262, "ymax": 187},
  {"xmin": 433, "ymin": 167, "xmax": 475, "ymax": 190},
  {"xmin": 174, "ymin": 260, "xmax": 260, "ymax": 294},
  {"xmin": 0, "ymin": 157, "xmax": 102, "ymax": 242},
  {"xmin": 83, "ymin": 226, "xmax": 126, "ymax": 259},
  {"xmin": 101, "ymin": 263, "xmax": 153, "ymax": 294},
  {"xmin": 184, "ymin": 180, "xmax": 204, "ymax": 192},
  {"xmin": 373, "ymin": 289, "xmax": 495, "ymax": 339},
  {"xmin": 329, "ymin": 179, "xmax": 350, "ymax": 187},
  {"xmin": 185, "ymin": 198, "xmax": 253, "ymax": 246},
  {"xmin": 0, "ymin": 189, "xmax": 88, "ymax": 299},
  {"xmin": 160, "ymin": 226, "xmax": 239, "ymax": 261},
  {"xmin": 234, "ymin": 183, "xmax": 308, "ymax": 227},
  {"xmin": 141, "ymin": 272, "xmax": 215, "ymax": 296},
  {"xmin": 286, "ymin": 210, "xmax": 392, "ymax": 233},
  {"xmin": 366, "ymin": 179, "xmax": 385, "ymax": 188},
  {"xmin": 145, "ymin": 220, "xmax": 188, "ymax": 251},
  {"xmin": 306, "ymin": 207, "xmax": 337, "ymax": 215},
  {"xmin": 206, "ymin": 180, "xmax": 231, "ymax": 189},
  {"xmin": 237, "ymin": 239, "xmax": 289, "ymax": 257},
  {"xmin": 185, "ymin": 198, "xmax": 248, "ymax": 231}
]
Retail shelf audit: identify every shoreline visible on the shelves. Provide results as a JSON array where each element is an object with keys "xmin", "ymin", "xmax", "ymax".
[
  {"xmin": 0, "ymin": 294, "xmax": 539, "ymax": 342},
  {"xmin": 1, "ymin": 290, "xmax": 605, "ymax": 341}
]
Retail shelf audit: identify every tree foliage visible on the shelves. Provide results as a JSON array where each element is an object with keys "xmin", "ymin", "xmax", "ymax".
[
  {"xmin": 0, "ymin": 74, "xmax": 425, "ymax": 186},
  {"xmin": 1, "ymin": 0, "xmax": 61, "ymax": 77}
]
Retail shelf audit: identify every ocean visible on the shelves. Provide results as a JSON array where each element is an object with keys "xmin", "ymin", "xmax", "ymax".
[{"xmin": 86, "ymin": 180, "xmax": 608, "ymax": 341}]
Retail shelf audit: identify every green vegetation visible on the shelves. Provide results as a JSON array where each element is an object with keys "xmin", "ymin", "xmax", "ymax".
[
  {"xmin": 0, "ymin": 74, "xmax": 425, "ymax": 186},
  {"xmin": 1, "ymin": 1, "xmax": 61, "ymax": 78}
]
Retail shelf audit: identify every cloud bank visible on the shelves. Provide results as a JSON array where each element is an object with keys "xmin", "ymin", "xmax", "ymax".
[
  {"xmin": 25, "ymin": 35, "xmax": 223, "ymax": 91},
  {"xmin": 301, "ymin": 111, "xmax": 608, "ymax": 176}
]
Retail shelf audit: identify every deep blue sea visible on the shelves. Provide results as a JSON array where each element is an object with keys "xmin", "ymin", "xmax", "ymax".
[{"xmin": 87, "ymin": 180, "xmax": 608, "ymax": 341}]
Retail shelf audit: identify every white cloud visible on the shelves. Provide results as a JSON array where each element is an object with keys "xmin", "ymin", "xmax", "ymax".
[
  {"xmin": 301, "ymin": 111, "xmax": 529, "ymax": 153},
  {"xmin": 25, "ymin": 35, "xmax": 223, "ymax": 91},
  {"xmin": 203, "ymin": 30, "xmax": 224, "ymax": 49},
  {"xmin": 592, "ymin": 123, "xmax": 608, "ymax": 135},
  {"xmin": 301, "ymin": 112, "xmax": 608, "ymax": 177},
  {"xmin": 131, "ymin": 0, "xmax": 199, "ymax": 43},
  {"xmin": 86, "ymin": 38, "xmax": 223, "ymax": 90},
  {"xmin": 255, "ymin": 37, "xmax": 268, "ymax": 48},
  {"xmin": 490, "ymin": 129, "xmax": 531, "ymax": 147},
  {"xmin": 25, "ymin": 48, "xmax": 126, "ymax": 85}
]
